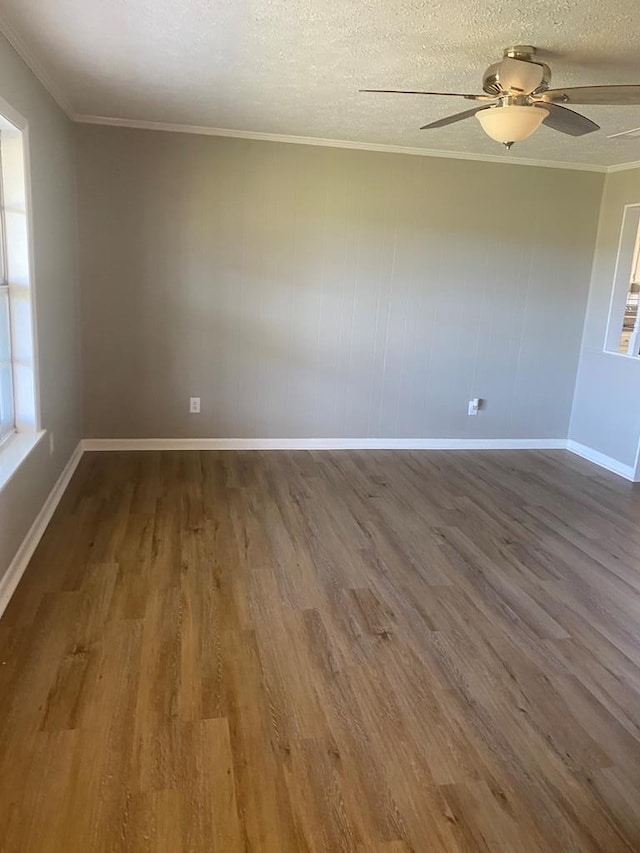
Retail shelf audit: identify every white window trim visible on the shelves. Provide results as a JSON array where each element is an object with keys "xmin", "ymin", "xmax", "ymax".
[
  {"xmin": 603, "ymin": 203, "xmax": 640, "ymax": 358},
  {"xmin": 0, "ymin": 94, "xmax": 42, "ymax": 485}
]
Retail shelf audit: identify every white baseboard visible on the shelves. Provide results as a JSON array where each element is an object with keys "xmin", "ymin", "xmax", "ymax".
[
  {"xmin": 0, "ymin": 441, "xmax": 84, "ymax": 619},
  {"xmin": 84, "ymin": 439, "xmax": 638, "ymax": 484},
  {"xmin": 82, "ymin": 437, "xmax": 568, "ymax": 452},
  {"xmin": 1, "ymin": 435, "xmax": 635, "ymax": 620},
  {"xmin": 566, "ymin": 440, "xmax": 638, "ymax": 481}
]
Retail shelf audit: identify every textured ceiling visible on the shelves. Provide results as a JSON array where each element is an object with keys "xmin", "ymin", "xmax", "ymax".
[{"xmin": 1, "ymin": 0, "xmax": 640, "ymax": 166}]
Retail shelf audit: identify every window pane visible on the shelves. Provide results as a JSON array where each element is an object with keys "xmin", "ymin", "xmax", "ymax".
[
  {"xmin": 618, "ymin": 282, "xmax": 640, "ymax": 354},
  {"xmin": 0, "ymin": 361, "xmax": 14, "ymax": 438},
  {"xmin": 0, "ymin": 259, "xmax": 12, "ymax": 439},
  {"xmin": 617, "ymin": 220, "xmax": 640, "ymax": 355},
  {"xmin": 0, "ymin": 287, "xmax": 10, "ymax": 362},
  {"xmin": 0, "ymin": 119, "xmax": 32, "ymax": 441},
  {"xmin": 0, "ymin": 209, "xmax": 5, "ymax": 284}
]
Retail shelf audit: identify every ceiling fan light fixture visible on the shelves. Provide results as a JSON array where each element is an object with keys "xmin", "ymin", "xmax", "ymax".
[{"xmin": 476, "ymin": 104, "xmax": 548, "ymax": 146}]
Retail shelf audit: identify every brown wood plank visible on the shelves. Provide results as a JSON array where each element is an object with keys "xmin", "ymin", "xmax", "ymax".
[{"xmin": 1, "ymin": 448, "xmax": 640, "ymax": 851}]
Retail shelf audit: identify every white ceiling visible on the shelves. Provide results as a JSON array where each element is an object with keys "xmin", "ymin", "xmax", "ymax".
[{"xmin": 1, "ymin": 0, "xmax": 640, "ymax": 167}]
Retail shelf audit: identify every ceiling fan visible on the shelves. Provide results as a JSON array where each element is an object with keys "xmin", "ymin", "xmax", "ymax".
[{"xmin": 361, "ymin": 46, "xmax": 640, "ymax": 149}]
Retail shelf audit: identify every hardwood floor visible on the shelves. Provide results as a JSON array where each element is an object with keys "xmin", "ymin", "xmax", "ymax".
[{"xmin": 2, "ymin": 449, "xmax": 640, "ymax": 851}]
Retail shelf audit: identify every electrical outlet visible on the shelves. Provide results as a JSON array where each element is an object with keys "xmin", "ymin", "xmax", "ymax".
[
  {"xmin": 468, "ymin": 398, "xmax": 480, "ymax": 416},
  {"xmin": 49, "ymin": 432, "xmax": 55, "ymax": 454},
  {"xmin": 189, "ymin": 397, "xmax": 201, "ymax": 414}
]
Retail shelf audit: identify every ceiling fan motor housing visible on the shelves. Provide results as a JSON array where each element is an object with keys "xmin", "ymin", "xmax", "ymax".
[{"xmin": 482, "ymin": 46, "xmax": 551, "ymax": 97}]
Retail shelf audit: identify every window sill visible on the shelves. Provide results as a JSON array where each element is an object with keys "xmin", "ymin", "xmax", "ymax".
[
  {"xmin": 603, "ymin": 350, "xmax": 640, "ymax": 361},
  {"xmin": 0, "ymin": 430, "xmax": 45, "ymax": 494}
]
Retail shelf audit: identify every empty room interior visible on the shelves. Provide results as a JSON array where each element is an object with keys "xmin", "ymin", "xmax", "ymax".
[{"xmin": 2, "ymin": 1, "xmax": 640, "ymax": 850}]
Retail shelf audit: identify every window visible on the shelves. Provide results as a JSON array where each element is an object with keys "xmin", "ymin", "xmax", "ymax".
[
  {"xmin": 0, "ymin": 100, "xmax": 38, "ymax": 458},
  {"xmin": 605, "ymin": 205, "xmax": 640, "ymax": 357},
  {"xmin": 616, "ymin": 216, "xmax": 640, "ymax": 355},
  {"xmin": 0, "ymin": 153, "xmax": 14, "ymax": 444},
  {"xmin": 619, "ymin": 277, "xmax": 640, "ymax": 355}
]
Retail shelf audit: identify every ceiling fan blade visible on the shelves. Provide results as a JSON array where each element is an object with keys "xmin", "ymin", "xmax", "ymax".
[
  {"xmin": 359, "ymin": 89, "xmax": 494, "ymax": 101},
  {"xmin": 535, "ymin": 102, "xmax": 599, "ymax": 136},
  {"xmin": 421, "ymin": 105, "xmax": 491, "ymax": 130},
  {"xmin": 539, "ymin": 85, "xmax": 640, "ymax": 106},
  {"xmin": 498, "ymin": 57, "xmax": 545, "ymax": 94}
]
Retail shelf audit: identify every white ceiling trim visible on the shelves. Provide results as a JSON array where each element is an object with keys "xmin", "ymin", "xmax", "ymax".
[
  {"xmin": 75, "ymin": 114, "xmax": 608, "ymax": 173},
  {"xmin": 0, "ymin": 15, "xmax": 637, "ymax": 176},
  {"xmin": 607, "ymin": 159, "xmax": 640, "ymax": 173},
  {"xmin": 0, "ymin": 12, "xmax": 75, "ymax": 119}
]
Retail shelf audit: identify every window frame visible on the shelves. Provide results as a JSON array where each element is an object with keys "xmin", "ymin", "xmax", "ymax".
[
  {"xmin": 0, "ymin": 133, "xmax": 16, "ymax": 445},
  {"xmin": 604, "ymin": 203, "xmax": 640, "ymax": 359},
  {"xmin": 0, "ymin": 291, "xmax": 15, "ymax": 447},
  {"xmin": 0, "ymin": 93, "xmax": 41, "ymax": 480}
]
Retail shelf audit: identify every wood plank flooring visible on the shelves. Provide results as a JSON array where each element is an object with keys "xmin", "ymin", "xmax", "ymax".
[{"xmin": 2, "ymin": 449, "xmax": 640, "ymax": 851}]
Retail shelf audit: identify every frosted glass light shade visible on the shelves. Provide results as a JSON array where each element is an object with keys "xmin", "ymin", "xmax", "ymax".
[{"xmin": 476, "ymin": 105, "xmax": 548, "ymax": 144}]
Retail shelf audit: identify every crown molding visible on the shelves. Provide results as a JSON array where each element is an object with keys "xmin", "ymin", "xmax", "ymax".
[
  {"xmin": 607, "ymin": 127, "xmax": 640, "ymax": 140},
  {"xmin": 0, "ymin": 14, "xmax": 76, "ymax": 119},
  {"xmin": 75, "ymin": 114, "xmax": 610, "ymax": 173},
  {"xmin": 607, "ymin": 159, "xmax": 640, "ymax": 173},
  {"xmin": 0, "ymin": 13, "xmax": 632, "ymax": 176}
]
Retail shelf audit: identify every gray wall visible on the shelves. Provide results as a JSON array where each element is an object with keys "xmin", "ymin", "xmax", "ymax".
[
  {"xmin": 0, "ymin": 35, "xmax": 82, "ymax": 580},
  {"xmin": 77, "ymin": 125, "xmax": 603, "ymax": 441},
  {"xmin": 570, "ymin": 167, "xmax": 640, "ymax": 468}
]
